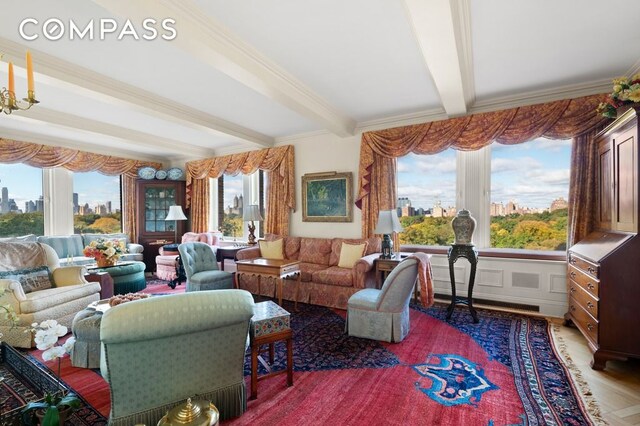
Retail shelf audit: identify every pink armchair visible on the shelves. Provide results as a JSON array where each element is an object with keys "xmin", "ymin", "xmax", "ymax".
[{"xmin": 155, "ymin": 232, "xmax": 221, "ymax": 281}]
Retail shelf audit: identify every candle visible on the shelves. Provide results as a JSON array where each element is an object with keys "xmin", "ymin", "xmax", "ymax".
[
  {"xmin": 8, "ymin": 62, "xmax": 15, "ymax": 96},
  {"xmin": 26, "ymin": 51, "xmax": 34, "ymax": 95}
]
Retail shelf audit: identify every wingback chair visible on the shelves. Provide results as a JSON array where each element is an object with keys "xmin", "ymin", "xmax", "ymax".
[
  {"xmin": 100, "ymin": 290, "xmax": 255, "ymax": 425},
  {"xmin": 178, "ymin": 242, "xmax": 234, "ymax": 292},
  {"xmin": 346, "ymin": 257, "xmax": 419, "ymax": 343}
]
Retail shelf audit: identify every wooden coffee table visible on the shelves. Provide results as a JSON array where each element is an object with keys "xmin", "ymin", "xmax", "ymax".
[{"xmin": 235, "ymin": 258, "xmax": 301, "ymax": 310}]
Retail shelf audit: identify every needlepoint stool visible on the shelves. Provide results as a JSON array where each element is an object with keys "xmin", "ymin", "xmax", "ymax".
[
  {"xmin": 92, "ymin": 261, "xmax": 147, "ymax": 294},
  {"xmin": 71, "ymin": 307, "xmax": 103, "ymax": 368},
  {"xmin": 250, "ymin": 301, "xmax": 293, "ymax": 399}
]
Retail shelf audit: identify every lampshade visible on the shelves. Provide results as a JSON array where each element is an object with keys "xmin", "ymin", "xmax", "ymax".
[
  {"xmin": 165, "ymin": 205, "xmax": 187, "ymax": 221},
  {"xmin": 243, "ymin": 204, "xmax": 263, "ymax": 221},
  {"xmin": 373, "ymin": 210, "xmax": 403, "ymax": 234}
]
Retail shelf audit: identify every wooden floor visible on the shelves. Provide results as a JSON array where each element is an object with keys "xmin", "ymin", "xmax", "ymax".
[{"xmin": 552, "ymin": 321, "xmax": 640, "ymax": 425}]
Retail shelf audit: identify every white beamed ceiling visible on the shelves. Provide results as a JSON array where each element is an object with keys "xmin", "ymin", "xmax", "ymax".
[{"xmin": 0, "ymin": 0, "xmax": 639, "ymax": 163}]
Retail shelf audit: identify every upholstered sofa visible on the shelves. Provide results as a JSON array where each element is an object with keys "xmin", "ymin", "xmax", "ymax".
[
  {"xmin": 0, "ymin": 242, "xmax": 101, "ymax": 348},
  {"xmin": 37, "ymin": 233, "xmax": 144, "ymax": 266},
  {"xmin": 236, "ymin": 234, "xmax": 381, "ymax": 309},
  {"xmin": 100, "ymin": 290, "xmax": 255, "ymax": 425},
  {"xmin": 155, "ymin": 232, "xmax": 221, "ymax": 281}
]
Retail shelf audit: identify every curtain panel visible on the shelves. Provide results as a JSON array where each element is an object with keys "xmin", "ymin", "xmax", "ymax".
[
  {"xmin": 0, "ymin": 138, "xmax": 162, "ymax": 242},
  {"xmin": 185, "ymin": 145, "xmax": 295, "ymax": 235},
  {"xmin": 355, "ymin": 94, "xmax": 609, "ymax": 241}
]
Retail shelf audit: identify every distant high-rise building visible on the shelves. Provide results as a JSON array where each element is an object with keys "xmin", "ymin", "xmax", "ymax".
[
  {"xmin": 35, "ymin": 196, "xmax": 44, "ymax": 213},
  {"xmin": 1, "ymin": 187, "xmax": 8, "ymax": 214},
  {"xmin": 490, "ymin": 202, "xmax": 505, "ymax": 216},
  {"xmin": 25, "ymin": 200, "xmax": 36, "ymax": 213},
  {"xmin": 432, "ymin": 201, "xmax": 445, "ymax": 218},
  {"xmin": 106, "ymin": 201, "xmax": 112, "ymax": 214},
  {"xmin": 73, "ymin": 193, "xmax": 79, "ymax": 214},
  {"xmin": 550, "ymin": 197, "xmax": 568, "ymax": 212},
  {"xmin": 401, "ymin": 205, "xmax": 414, "ymax": 217}
]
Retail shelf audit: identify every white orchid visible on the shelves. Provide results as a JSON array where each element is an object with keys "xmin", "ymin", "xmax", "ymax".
[
  {"xmin": 63, "ymin": 336, "xmax": 76, "ymax": 354},
  {"xmin": 34, "ymin": 331, "xmax": 58, "ymax": 350},
  {"xmin": 42, "ymin": 346, "xmax": 66, "ymax": 361}
]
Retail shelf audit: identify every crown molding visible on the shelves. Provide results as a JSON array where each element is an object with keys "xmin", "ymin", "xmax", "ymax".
[
  {"xmin": 357, "ymin": 108, "xmax": 447, "ymax": 133},
  {"xmin": 0, "ymin": 37, "xmax": 273, "ymax": 148},
  {"xmin": 0, "ymin": 127, "xmax": 167, "ymax": 163},
  {"xmin": 90, "ymin": 0, "xmax": 356, "ymax": 137},
  {"xmin": 627, "ymin": 59, "xmax": 640, "ymax": 77},
  {"xmin": 470, "ymin": 79, "xmax": 610, "ymax": 114}
]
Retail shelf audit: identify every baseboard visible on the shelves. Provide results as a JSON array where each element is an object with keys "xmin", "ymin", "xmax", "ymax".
[{"xmin": 434, "ymin": 292, "xmax": 540, "ymax": 313}]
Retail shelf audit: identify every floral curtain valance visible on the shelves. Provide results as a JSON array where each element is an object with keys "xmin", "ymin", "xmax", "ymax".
[
  {"xmin": 0, "ymin": 138, "xmax": 162, "ymax": 176},
  {"xmin": 355, "ymin": 93, "xmax": 609, "ymax": 240},
  {"xmin": 185, "ymin": 145, "xmax": 295, "ymax": 235}
]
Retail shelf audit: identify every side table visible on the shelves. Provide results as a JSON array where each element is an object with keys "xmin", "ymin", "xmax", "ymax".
[
  {"xmin": 446, "ymin": 244, "xmax": 479, "ymax": 323},
  {"xmin": 374, "ymin": 253, "xmax": 419, "ymax": 302},
  {"xmin": 84, "ymin": 271, "xmax": 114, "ymax": 299},
  {"xmin": 216, "ymin": 246, "xmax": 246, "ymax": 271},
  {"xmin": 249, "ymin": 301, "xmax": 293, "ymax": 400}
]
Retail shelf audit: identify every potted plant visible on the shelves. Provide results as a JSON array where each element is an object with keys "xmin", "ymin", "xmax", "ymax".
[
  {"xmin": 83, "ymin": 237, "xmax": 127, "ymax": 267},
  {"xmin": 596, "ymin": 74, "xmax": 640, "ymax": 118},
  {"xmin": 21, "ymin": 320, "xmax": 80, "ymax": 426}
]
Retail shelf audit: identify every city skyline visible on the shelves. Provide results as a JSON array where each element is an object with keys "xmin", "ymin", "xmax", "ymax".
[
  {"xmin": 0, "ymin": 164, "xmax": 121, "ymax": 214},
  {"xmin": 397, "ymin": 138, "xmax": 570, "ymax": 211}
]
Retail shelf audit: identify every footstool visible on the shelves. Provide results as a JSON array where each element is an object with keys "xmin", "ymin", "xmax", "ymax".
[
  {"xmin": 94, "ymin": 261, "xmax": 146, "ymax": 294},
  {"xmin": 250, "ymin": 301, "xmax": 293, "ymax": 399},
  {"xmin": 71, "ymin": 307, "xmax": 103, "ymax": 368}
]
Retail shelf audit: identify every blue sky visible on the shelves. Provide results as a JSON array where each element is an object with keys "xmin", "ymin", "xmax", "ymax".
[
  {"xmin": 397, "ymin": 138, "xmax": 571, "ymax": 210},
  {"xmin": 0, "ymin": 163, "xmax": 121, "ymax": 211}
]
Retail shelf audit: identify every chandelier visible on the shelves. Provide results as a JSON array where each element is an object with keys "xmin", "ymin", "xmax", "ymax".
[{"xmin": 1, "ymin": 51, "xmax": 38, "ymax": 115}]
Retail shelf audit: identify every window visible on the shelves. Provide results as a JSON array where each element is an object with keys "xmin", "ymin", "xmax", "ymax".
[
  {"xmin": 73, "ymin": 171, "xmax": 122, "ymax": 234},
  {"xmin": 213, "ymin": 171, "xmax": 265, "ymax": 241},
  {"xmin": 396, "ymin": 138, "xmax": 571, "ymax": 252},
  {"xmin": 397, "ymin": 150, "xmax": 457, "ymax": 246},
  {"xmin": 0, "ymin": 163, "xmax": 44, "ymax": 237},
  {"xmin": 490, "ymin": 139, "xmax": 570, "ymax": 251}
]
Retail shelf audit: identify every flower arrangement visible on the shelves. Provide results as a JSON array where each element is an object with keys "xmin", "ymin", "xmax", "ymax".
[
  {"xmin": 596, "ymin": 74, "xmax": 640, "ymax": 118},
  {"xmin": 22, "ymin": 320, "xmax": 80, "ymax": 426},
  {"xmin": 83, "ymin": 237, "xmax": 126, "ymax": 266}
]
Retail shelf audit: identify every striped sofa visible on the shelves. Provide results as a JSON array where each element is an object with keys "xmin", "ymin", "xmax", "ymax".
[{"xmin": 37, "ymin": 233, "xmax": 143, "ymax": 266}]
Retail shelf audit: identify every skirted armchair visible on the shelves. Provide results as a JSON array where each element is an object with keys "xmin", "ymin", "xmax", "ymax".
[
  {"xmin": 100, "ymin": 290, "xmax": 255, "ymax": 425},
  {"xmin": 346, "ymin": 257, "xmax": 419, "ymax": 343},
  {"xmin": 178, "ymin": 242, "xmax": 234, "ymax": 292}
]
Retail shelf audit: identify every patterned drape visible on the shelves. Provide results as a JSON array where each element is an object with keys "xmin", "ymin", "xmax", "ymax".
[
  {"xmin": 355, "ymin": 94, "xmax": 609, "ymax": 242},
  {"xmin": 185, "ymin": 145, "xmax": 295, "ymax": 235},
  {"xmin": 567, "ymin": 126, "xmax": 605, "ymax": 247},
  {"xmin": 0, "ymin": 138, "xmax": 162, "ymax": 241}
]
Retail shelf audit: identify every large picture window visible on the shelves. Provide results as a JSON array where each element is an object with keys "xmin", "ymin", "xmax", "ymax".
[
  {"xmin": 0, "ymin": 163, "xmax": 44, "ymax": 237},
  {"xmin": 214, "ymin": 170, "xmax": 265, "ymax": 241},
  {"xmin": 73, "ymin": 171, "xmax": 122, "ymax": 234},
  {"xmin": 397, "ymin": 150, "xmax": 457, "ymax": 246}
]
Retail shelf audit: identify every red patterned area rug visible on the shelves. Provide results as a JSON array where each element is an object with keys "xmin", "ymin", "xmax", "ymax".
[{"xmin": 228, "ymin": 302, "xmax": 602, "ymax": 426}]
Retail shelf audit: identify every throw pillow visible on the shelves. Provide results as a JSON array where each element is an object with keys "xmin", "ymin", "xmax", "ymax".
[
  {"xmin": 0, "ymin": 266, "xmax": 52, "ymax": 293},
  {"xmin": 259, "ymin": 239, "xmax": 284, "ymax": 260},
  {"xmin": 338, "ymin": 242, "xmax": 368, "ymax": 268}
]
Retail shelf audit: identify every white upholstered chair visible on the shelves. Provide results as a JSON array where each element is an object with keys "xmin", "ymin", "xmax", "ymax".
[{"xmin": 346, "ymin": 257, "xmax": 419, "ymax": 343}]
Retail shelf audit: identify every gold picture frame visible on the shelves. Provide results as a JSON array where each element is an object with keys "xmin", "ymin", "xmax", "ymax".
[{"xmin": 302, "ymin": 171, "xmax": 353, "ymax": 222}]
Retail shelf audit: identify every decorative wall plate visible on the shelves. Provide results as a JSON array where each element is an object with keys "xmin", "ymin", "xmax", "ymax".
[
  {"xmin": 167, "ymin": 167, "xmax": 184, "ymax": 180},
  {"xmin": 155, "ymin": 169, "xmax": 168, "ymax": 180},
  {"xmin": 138, "ymin": 166, "xmax": 157, "ymax": 180}
]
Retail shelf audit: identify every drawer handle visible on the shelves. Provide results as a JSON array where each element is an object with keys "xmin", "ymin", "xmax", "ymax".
[
  {"xmin": 588, "ymin": 267, "xmax": 596, "ymax": 274},
  {"xmin": 587, "ymin": 283, "xmax": 595, "ymax": 291},
  {"xmin": 570, "ymin": 286, "xmax": 576, "ymax": 293},
  {"xmin": 587, "ymin": 301, "xmax": 594, "ymax": 310},
  {"xmin": 570, "ymin": 258, "xmax": 577, "ymax": 265},
  {"xmin": 569, "ymin": 271, "xmax": 576, "ymax": 279},
  {"xmin": 587, "ymin": 323, "xmax": 594, "ymax": 332},
  {"xmin": 570, "ymin": 305, "xmax": 576, "ymax": 312}
]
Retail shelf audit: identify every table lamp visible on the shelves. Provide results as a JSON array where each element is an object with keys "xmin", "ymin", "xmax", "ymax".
[
  {"xmin": 243, "ymin": 204, "xmax": 263, "ymax": 245},
  {"xmin": 165, "ymin": 205, "xmax": 187, "ymax": 244},
  {"xmin": 374, "ymin": 210, "xmax": 403, "ymax": 259}
]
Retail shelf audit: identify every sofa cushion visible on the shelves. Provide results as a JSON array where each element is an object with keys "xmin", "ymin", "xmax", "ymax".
[
  {"xmin": 312, "ymin": 266, "xmax": 354, "ymax": 287},
  {"xmin": 259, "ymin": 239, "xmax": 284, "ymax": 260},
  {"xmin": 0, "ymin": 234, "xmax": 37, "ymax": 243},
  {"xmin": 299, "ymin": 238, "xmax": 332, "ymax": 266},
  {"xmin": 330, "ymin": 238, "xmax": 372, "ymax": 266},
  {"xmin": 20, "ymin": 282, "xmax": 102, "ymax": 314},
  {"xmin": 0, "ymin": 266, "xmax": 52, "ymax": 293},
  {"xmin": 37, "ymin": 235, "xmax": 85, "ymax": 258},
  {"xmin": 298, "ymin": 262, "xmax": 327, "ymax": 282},
  {"xmin": 83, "ymin": 233, "xmax": 130, "ymax": 246},
  {"xmin": 338, "ymin": 242, "xmax": 368, "ymax": 269},
  {"xmin": 283, "ymin": 236, "xmax": 301, "ymax": 260}
]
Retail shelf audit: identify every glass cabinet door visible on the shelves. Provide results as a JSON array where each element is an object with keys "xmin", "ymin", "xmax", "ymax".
[{"xmin": 144, "ymin": 186, "xmax": 177, "ymax": 232}]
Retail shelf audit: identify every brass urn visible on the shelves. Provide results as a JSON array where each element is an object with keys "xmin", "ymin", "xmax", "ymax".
[{"xmin": 157, "ymin": 398, "xmax": 219, "ymax": 426}]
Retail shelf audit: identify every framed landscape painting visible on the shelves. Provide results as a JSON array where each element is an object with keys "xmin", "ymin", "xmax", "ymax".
[{"xmin": 302, "ymin": 172, "xmax": 353, "ymax": 222}]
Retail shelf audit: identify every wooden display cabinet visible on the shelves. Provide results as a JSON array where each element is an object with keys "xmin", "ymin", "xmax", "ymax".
[
  {"xmin": 566, "ymin": 105, "xmax": 640, "ymax": 370},
  {"xmin": 136, "ymin": 180, "xmax": 186, "ymax": 272}
]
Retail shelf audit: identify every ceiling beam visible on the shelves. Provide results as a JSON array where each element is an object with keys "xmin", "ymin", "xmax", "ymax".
[
  {"xmin": 90, "ymin": 0, "xmax": 356, "ymax": 137},
  {"xmin": 404, "ymin": 0, "xmax": 474, "ymax": 116},
  {"xmin": 0, "ymin": 37, "xmax": 273, "ymax": 148}
]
